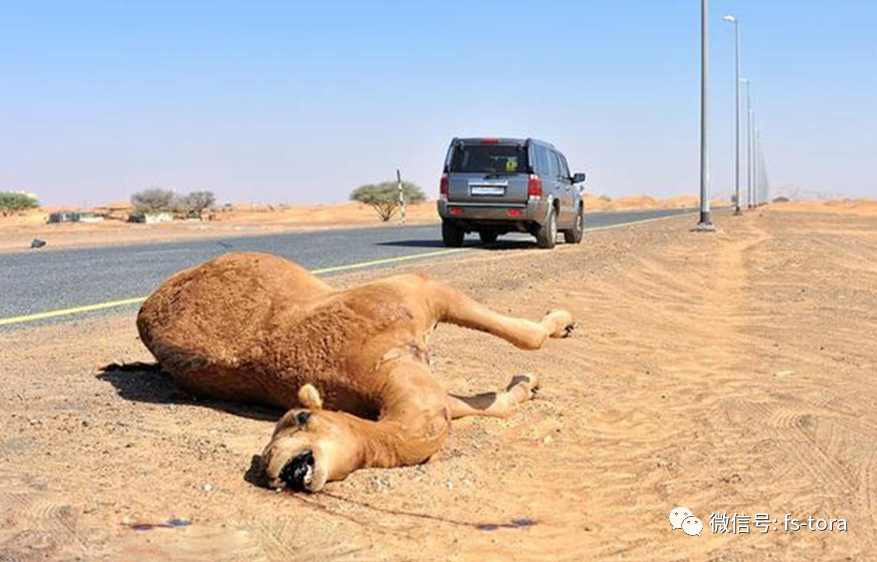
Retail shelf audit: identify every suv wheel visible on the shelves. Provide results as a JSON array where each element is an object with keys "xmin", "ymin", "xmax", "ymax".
[
  {"xmin": 535, "ymin": 207, "xmax": 557, "ymax": 249},
  {"xmin": 563, "ymin": 205, "xmax": 584, "ymax": 244},
  {"xmin": 442, "ymin": 220, "xmax": 465, "ymax": 247},
  {"xmin": 479, "ymin": 230, "xmax": 498, "ymax": 244}
]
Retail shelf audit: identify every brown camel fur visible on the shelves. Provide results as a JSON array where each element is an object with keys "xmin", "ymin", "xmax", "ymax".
[{"xmin": 137, "ymin": 252, "xmax": 575, "ymax": 492}]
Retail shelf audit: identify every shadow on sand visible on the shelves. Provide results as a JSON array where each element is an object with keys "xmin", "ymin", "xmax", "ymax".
[
  {"xmin": 96, "ymin": 362, "xmax": 283, "ymax": 422},
  {"xmin": 375, "ymin": 238, "xmax": 538, "ymax": 250},
  {"xmin": 98, "ymin": 364, "xmax": 544, "ymax": 518}
]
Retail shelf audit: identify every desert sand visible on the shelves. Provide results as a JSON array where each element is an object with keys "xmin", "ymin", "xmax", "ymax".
[
  {"xmin": 0, "ymin": 202, "xmax": 440, "ymax": 253},
  {"xmin": 768, "ymin": 197, "xmax": 877, "ymax": 216},
  {"xmin": 2, "ymin": 205, "xmax": 875, "ymax": 560},
  {"xmin": 0, "ymin": 195, "xmax": 728, "ymax": 253}
]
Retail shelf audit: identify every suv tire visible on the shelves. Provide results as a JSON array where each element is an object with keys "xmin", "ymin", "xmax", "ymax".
[
  {"xmin": 535, "ymin": 207, "xmax": 557, "ymax": 249},
  {"xmin": 563, "ymin": 205, "xmax": 584, "ymax": 244},
  {"xmin": 442, "ymin": 220, "xmax": 465, "ymax": 247}
]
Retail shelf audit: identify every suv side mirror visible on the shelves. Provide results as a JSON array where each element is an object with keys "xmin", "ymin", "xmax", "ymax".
[{"xmin": 572, "ymin": 172, "xmax": 586, "ymax": 184}]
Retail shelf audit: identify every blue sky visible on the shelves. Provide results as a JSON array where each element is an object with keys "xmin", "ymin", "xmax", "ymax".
[{"xmin": 1, "ymin": 1, "xmax": 875, "ymax": 206}]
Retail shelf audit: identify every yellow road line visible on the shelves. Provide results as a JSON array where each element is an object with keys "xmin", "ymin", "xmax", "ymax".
[
  {"xmin": 310, "ymin": 248, "xmax": 467, "ymax": 274},
  {"xmin": 0, "ymin": 248, "xmax": 469, "ymax": 327},
  {"xmin": 0, "ymin": 296, "xmax": 148, "ymax": 326},
  {"xmin": 584, "ymin": 209, "xmax": 698, "ymax": 233},
  {"xmin": 0, "ymin": 211, "xmax": 700, "ymax": 328}
]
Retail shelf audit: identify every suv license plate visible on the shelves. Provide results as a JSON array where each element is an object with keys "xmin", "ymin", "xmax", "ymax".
[{"xmin": 471, "ymin": 186, "xmax": 505, "ymax": 196}]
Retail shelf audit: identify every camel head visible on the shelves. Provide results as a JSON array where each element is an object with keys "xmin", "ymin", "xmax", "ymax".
[{"xmin": 261, "ymin": 384, "xmax": 361, "ymax": 493}]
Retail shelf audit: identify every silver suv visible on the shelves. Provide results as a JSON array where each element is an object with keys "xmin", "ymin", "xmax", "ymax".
[{"xmin": 437, "ymin": 137, "xmax": 586, "ymax": 248}]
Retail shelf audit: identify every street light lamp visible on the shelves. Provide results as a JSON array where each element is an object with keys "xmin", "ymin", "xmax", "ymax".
[
  {"xmin": 724, "ymin": 14, "xmax": 742, "ymax": 215},
  {"xmin": 695, "ymin": 0, "xmax": 714, "ymax": 230}
]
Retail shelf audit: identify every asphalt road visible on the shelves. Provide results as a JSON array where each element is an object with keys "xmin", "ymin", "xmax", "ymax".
[{"xmin": 0, "ymin": 208, "xmax": 696, "ymax": 330}]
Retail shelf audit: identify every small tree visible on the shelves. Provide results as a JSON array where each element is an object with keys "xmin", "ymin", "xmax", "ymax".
[
  {"xmin": 350, "ymin": 181, "xmax": 426, "ymax": 222},
  {"xmin": 0, "ymin": 192, "xmax": 38, "ymax": 216},
  {"xmin": 131, "ymin": 188, "xmax": 177, "ymax": 214},
  {"xmin": 184, "ymin": 191, "xmax": 216, "ymax": 217}
]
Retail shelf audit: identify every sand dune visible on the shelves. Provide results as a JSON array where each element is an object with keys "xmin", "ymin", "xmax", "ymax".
[{"xmin": 768, "ymin": 198, "xmax": 877, "ymax": 216}]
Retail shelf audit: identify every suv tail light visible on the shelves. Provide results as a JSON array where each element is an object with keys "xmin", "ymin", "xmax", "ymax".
[
  {"xmin": 440, "ymin": 173, "xmax": 449, "ymax": 200},
  {"xmin": 528, "ymin": 174, "xmax": 542, "ymax": 199}
]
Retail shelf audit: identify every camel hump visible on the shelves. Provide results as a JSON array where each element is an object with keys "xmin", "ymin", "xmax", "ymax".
[
  {"xmin": 211, "ymin": 252, "xmax": 325, "ymax": 285},
  {"xmin": 138, "ymin": 252, "xmax": 333, "ymax": 379}
]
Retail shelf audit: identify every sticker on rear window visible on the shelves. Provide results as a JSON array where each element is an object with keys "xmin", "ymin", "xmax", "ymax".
[{"xmin": 450, "ymin": 145, "xmax": 529, "ymax": 174}]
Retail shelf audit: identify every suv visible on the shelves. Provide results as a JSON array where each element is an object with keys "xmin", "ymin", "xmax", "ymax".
[{"xmin": 437, "ymin": 137, "xmax": 586, "ymax": 249}]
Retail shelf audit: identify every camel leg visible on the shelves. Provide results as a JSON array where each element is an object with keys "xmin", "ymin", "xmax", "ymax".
[
  {"xmin": 447, "ymin": 373, "xmax": 539, "ymax": 419},
  {"xmin": 426, "ymin": 280, "xmax": 575, "ymax": 350},
  {"xmin": 262, "ymin": 360, "xmax": 451, "ymax": 492}
]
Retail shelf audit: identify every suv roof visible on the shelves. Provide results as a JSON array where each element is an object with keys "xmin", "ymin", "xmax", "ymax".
[{"xmin": 452, "ymin": 137, "xmax": 557, "ymax": 150}]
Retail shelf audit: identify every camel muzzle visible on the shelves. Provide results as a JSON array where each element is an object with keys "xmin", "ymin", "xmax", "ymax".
[{"xmin": 279, "ymin": 449, "xmax": 315, "ymax": 492}]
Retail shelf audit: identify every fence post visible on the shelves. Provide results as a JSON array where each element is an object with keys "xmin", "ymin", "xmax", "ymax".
[{"xmin": 397, "ymin": 169, "xmax": 405, "ymax": 225}]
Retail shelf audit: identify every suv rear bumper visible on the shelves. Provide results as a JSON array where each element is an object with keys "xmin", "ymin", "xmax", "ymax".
[{"xmin": 437, "ymin": 199, "xmax": 550, "ymax": 225}]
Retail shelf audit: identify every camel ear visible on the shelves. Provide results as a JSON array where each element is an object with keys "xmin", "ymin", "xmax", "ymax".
[{"xmin": 298, "ymin": 384, "xmax": 323, "ymax": 410}]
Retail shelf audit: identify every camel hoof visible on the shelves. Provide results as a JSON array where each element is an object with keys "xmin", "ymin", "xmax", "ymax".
[
  {"xmin": 561, "ymin": 322, "xmax": 577, "ymax": 338},
  {"xmin": 544, "ymin": 309, "xmax": 576, "ymax": 338},
  {"xmin": 508, "ymin": 373, "xmax": 540, "ymax": 399}
]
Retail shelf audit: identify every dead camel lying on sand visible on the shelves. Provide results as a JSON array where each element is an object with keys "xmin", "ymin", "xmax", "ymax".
[{"xmin": 137, "ymin": 252, "xmax": 575, "ymax": 492}]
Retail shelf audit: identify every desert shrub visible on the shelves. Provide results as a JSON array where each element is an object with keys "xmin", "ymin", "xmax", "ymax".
[
  {"xmin": 599, "ymin": 194, "xmax": 612, "ymax": 202},
  {"xmin": 772, "ymin": 196, "xmax": 790, "ymax": 203},
  {"xmin": 0, "ymin": 192, "xmax": 38, "ymax": 216},
  {"xmin": 131, "ymin": 188, "xmax": 180, "ymax": 214},
  {"xmin": 350, "ymin": 181, "xmax": 426, "ymax": 222},
  {"xmin": 131, "ymin": 188, "xmax": 218, "ymax": 217},
  {"xmin": 184, "ymin": 191, "xmax": 216, "ymax": 217}
]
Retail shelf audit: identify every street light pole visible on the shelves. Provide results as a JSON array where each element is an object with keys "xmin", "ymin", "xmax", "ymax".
[
  {"xmin": 724, "ymin": 15, "xmax": 741, "ymax": 215},
  {"xmin": 755, "ymin": 127, "xmax": 761, "ymax": 205},
  {"xmin": 750, "ymin": 109, "xmax": 757, "ymax": 206},
  {"xmin": 696, "ymin": 0, "xmax": 714, "ymax": 230},
  {"xmin": 742, "ymin": 79, "xmax": 753, "ymax": 209},
  {"xmin": 762, "ymin": 133, "xmax": 769, "ymax": 203}
]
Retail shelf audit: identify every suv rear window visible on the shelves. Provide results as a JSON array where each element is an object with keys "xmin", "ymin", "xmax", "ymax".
[{"xmin": 449, "ymin": 144, "xmax": 530, "ymax": 174}]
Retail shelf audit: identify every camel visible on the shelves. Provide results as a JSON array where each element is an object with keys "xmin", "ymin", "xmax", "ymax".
[{"xmin": 137, "ymin": 252, "xmax": 575, "ymax": 492}]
